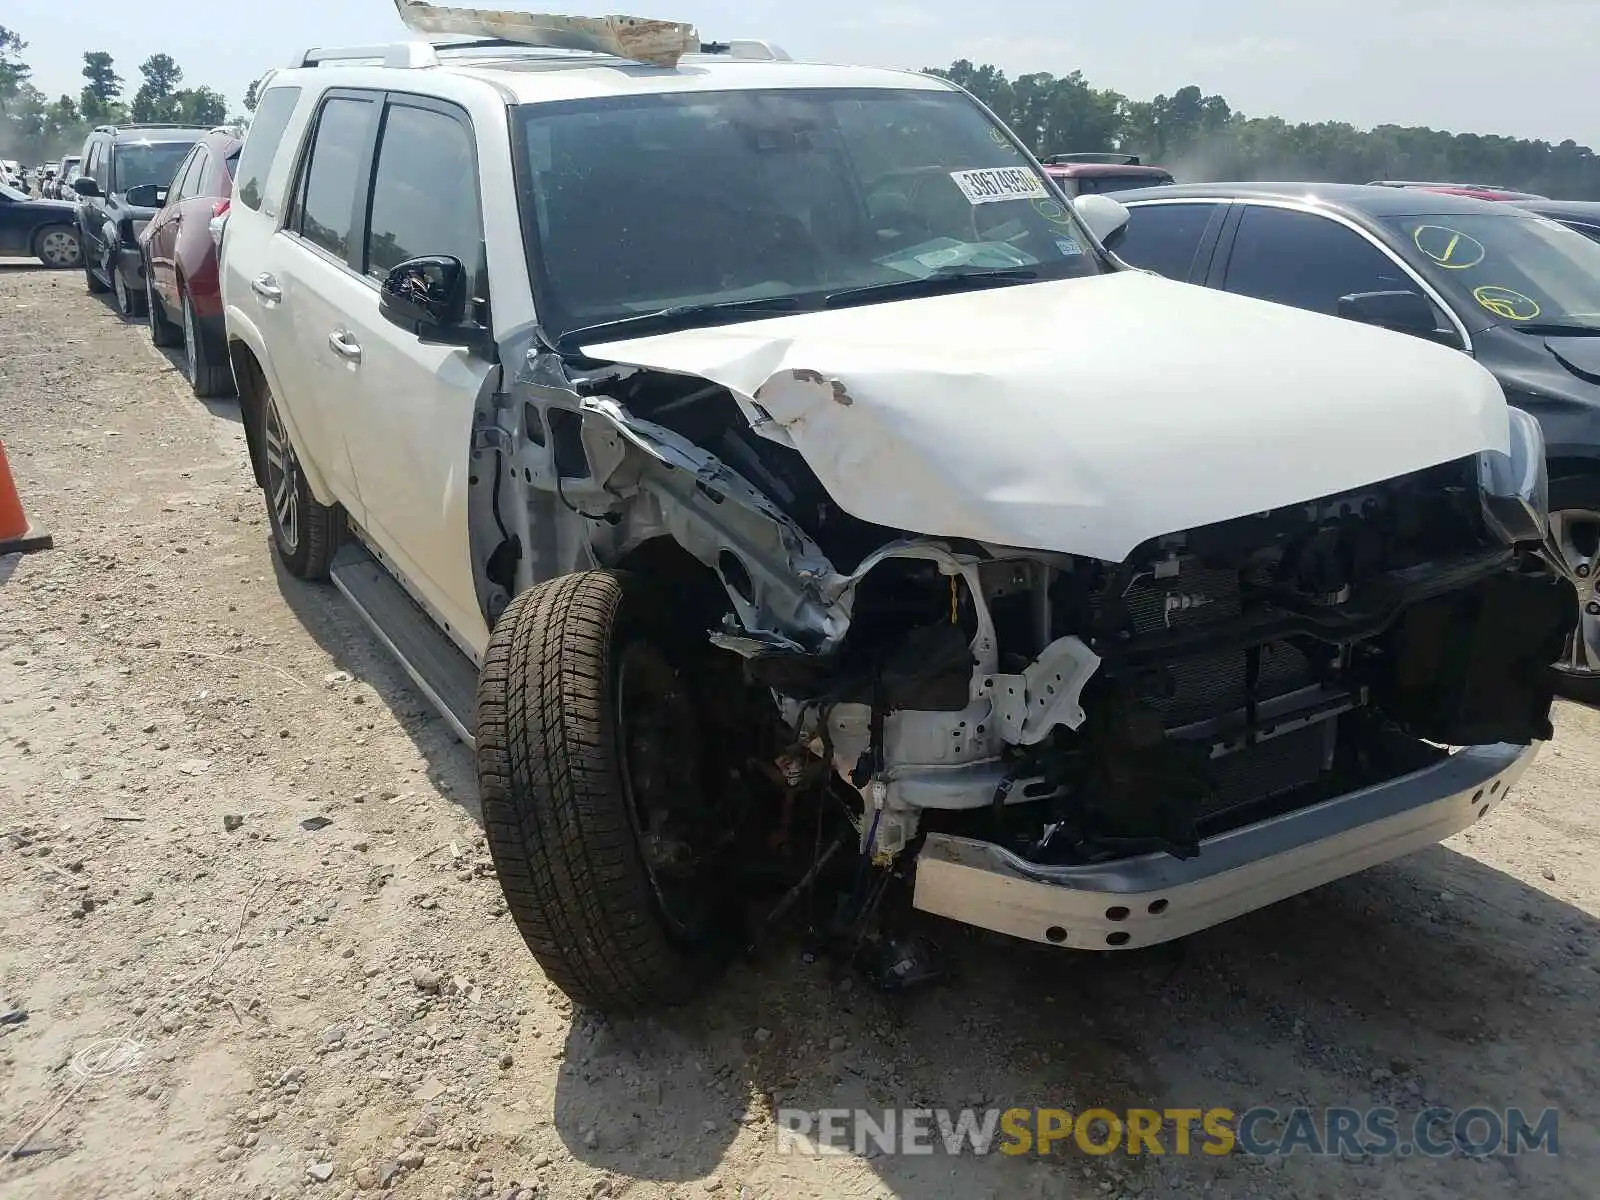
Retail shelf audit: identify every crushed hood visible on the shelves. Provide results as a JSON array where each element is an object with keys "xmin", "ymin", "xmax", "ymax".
[{"xmin": 585, "ymin": 271, "xmax": 1511, "ymax": 562}]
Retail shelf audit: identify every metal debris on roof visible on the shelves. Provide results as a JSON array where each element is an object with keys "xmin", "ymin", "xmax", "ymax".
[{"xmin": 393, "ymin": 0, "xmax": 700, "ymax": 66}]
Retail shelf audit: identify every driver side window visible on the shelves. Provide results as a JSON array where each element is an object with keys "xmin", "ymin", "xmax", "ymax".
[
  {"xmin": 1222, "ymin": 204, "xmax": 1457, "ymax": 343},
  {"xmin": 1227, "ymin": 206, "xmax": 1416, "ymax": 313}
]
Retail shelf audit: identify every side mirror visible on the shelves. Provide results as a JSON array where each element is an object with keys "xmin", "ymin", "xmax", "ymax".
[
  {"xmin": 123, "ymin": 183, "xmax": 165, "ymax": 208},
  {"xmin": 1337, "ymin": 289, "xmax": 1439, "ymax": 338},
  {"xmin": 1073, "ymin": 193, "xmax": 1132, "ymax": 250},
  {"xmin": 379, "ymin": 256, "xmax": 479, "ymax": 348},
  {"xmin": 72, "ymin": 176, "xmax": 100, "ymax": 197}
]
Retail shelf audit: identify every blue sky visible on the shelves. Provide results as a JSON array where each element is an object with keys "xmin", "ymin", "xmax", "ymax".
[{"xmin": 11, "ymin": 0, "xmax": 1600, "ymax": 147}]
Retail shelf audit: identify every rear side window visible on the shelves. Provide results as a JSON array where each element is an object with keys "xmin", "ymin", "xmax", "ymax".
[
  {"xmin": 364, "ymin": 101, "xmax": 481, "ymax": 280},
  {"xmin": 234, "ymin": 86, "xmax": 302, "ymax": 212},
  {"xmin": 1117, "ymin": 203, "xmax": 1221, "ymax": 280},
  {"xmin": 290, "ymin": 96, "xmax": 377, "ymax": 261}
]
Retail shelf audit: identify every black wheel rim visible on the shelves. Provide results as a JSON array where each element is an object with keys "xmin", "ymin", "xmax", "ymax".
[
  {"xmin": 262, "ymin": 393, "xmax": 300, "ymax": 554},
  {"xmin": 1550, "ymin": 506, "xmax": 1600, "ymax": 679},
  {"xmin": 615, "ymin": 641, "xmax": 712, "ymax": 938}
]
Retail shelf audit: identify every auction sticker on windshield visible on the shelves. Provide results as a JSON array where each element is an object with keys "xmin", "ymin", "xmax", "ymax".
[{"xmin": 950, "ymin": 167, "xmax": 1049, "ymax": 205}]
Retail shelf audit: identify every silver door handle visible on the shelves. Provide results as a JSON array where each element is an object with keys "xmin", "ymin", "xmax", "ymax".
[
  {"xmin": 251, "ymin": 274, "xmax": 281, "ymax": 302},
  {"xmin": 328, "ymin": 330, "xmax": 362, "ymax": 362}
]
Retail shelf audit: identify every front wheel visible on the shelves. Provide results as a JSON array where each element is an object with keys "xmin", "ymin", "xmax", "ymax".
[
  {"xmin": 83, "ymin": 238, "xmax": 109, "ymax": 293},
  {"xmin": 181, "ymin": 289, "xmax": 235, "ymax": 398},
  {"xmin": 146, "ymin": 264, "xmax": 182, "ymax": 347},
  {"xmin": 477, "ymin": 571, "xmax": 729, "ymax": 1013},
  {"xmin": 1547, "ymin": 474, "xmax": 1600, "ymax": 705},
  {"xmin": 112, "ymin": 259, "xmax": 146, "ymax": 318},
  {"xmin": 259, "ymin": 386, "xmax": 340, "ymax": 580}
]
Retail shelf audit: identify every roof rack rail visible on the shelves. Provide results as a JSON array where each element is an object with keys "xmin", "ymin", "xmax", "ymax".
[
  {"xmin": 696, "ymin": 39, "xmax": 790, "ymax": 61},
  {"xmin": 1045, "ymin": 152, "xmax": 1142, "ymax": 166},
  {"xmin": 294, "ymin": 31, "xmax": 790, "ymax": 71},
  {"xmin": 93, "ymin": 122, "xmax": 208, "ymax": 133}
]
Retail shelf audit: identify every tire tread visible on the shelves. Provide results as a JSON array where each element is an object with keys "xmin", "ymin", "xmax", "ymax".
[{"xmin": 476, "ymin": 571, "xmax": 703, "ymax": 1013}]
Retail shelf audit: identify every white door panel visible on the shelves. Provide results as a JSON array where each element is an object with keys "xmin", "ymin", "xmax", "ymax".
[
  {"xmin": 339, "ymin": 294, "xmax": 492, "ymax": 652},
  {"xmin": 274, "ymin": 240, "xmax": 369, "ymax": 516}
]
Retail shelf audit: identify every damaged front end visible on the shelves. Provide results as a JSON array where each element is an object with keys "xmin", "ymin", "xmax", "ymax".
[{"xmin": 474, "ymin": 337, "xmax": 1570, "ymax": 957}]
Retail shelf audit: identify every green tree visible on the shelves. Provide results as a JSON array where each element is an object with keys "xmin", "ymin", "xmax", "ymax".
[
  {"xmin": 50, "ymin": 93, "xmax": 79, "ymax": 128},
  {"xmin": 242, "ymin": 76, "xmax": 261, "ymax": 113},
  {"xmin": 80, "ymin": 51, "xmax": 122, "ymax": 122},
  {"xmin": 172, "ymin": 85, "xmax": 227, "ymax": 126},
  {"xmin": 131, "ymin": 53, "xmax": 182, "ymax": 123},
  {"xmin": 0, "ymin": 26, "xmax": 30, "ymax": 117}
]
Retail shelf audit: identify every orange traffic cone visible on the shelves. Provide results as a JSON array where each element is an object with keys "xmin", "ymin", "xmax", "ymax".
[{"xmin": 0, "ymin": 439, "xmax": 52, "ymax": 556}]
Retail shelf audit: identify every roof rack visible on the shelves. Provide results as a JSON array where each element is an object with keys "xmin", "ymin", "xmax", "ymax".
[
  {"xmin": 1045, "ymin": 152, "xmax": 1142, "ymax": 166},
  {"xmin": 295, "ymin": 32, "xmax": 790, "ymax": 71},
  {"xmin": 93, "ymin": 122, "xmax": 208, "ymax": 133}
]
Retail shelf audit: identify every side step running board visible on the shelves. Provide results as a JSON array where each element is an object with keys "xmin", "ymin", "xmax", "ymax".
[{"xmin": 329, "ymin": 543, "xmax": 479, "ymax": 747}]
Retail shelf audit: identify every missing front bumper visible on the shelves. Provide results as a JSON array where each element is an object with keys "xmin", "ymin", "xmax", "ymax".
[{"xmin": 911, "ymin": 740, "xmax": 1539, "ymax": 949}]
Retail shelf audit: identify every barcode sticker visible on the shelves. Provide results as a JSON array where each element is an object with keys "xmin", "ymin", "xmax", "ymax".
[{"xmin": 949, "ymin": 167, "xmax": 1050, "ymax": 205}]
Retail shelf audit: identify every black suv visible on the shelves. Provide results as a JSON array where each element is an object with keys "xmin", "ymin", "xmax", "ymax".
[{"xmin": 74, "ymin": 124, "xmax": 207, "ymax": 316}]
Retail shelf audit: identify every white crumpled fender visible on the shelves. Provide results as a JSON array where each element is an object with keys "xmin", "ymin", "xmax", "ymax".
[{"xmin": 584, "ymin": 270, "xmax": 1512, "ymax": 562}]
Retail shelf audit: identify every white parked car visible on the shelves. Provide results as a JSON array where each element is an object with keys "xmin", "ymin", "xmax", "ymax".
[{"xmin": 221, "ymin": 4, "xmax": 1570, "ymax": 1013}]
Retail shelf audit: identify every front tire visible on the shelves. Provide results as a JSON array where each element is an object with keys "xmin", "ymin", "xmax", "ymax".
[
  {"xmin": 477, "ymin": 571, "xmax": 726, "ymax": 1013},
  {"xmin": 83, "ymin": 238, "xmax": 109, "ymax": 293},
  {"xmin": 259, "ymin": 386, "xmax": 340, "ymax": 580},
  {"xmin": 146, "ymin": 264, "xmax": 182, "ymax": 347},
  {"xmin": 112, "ymin": 260, "xmax": 146, "ymax": 318},
  {"xmin": 1548, "ymin": 474, "xmax": 1600, "ymax": 705},
  {"xmin": 181, "ymin": 288, "xmax": 235, "ymax": 398}
]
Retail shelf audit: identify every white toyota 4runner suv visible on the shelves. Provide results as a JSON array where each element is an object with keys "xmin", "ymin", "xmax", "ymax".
[{"xmin": 223, "ymin": 4, "xmax": 1571, "ymax": 1012}]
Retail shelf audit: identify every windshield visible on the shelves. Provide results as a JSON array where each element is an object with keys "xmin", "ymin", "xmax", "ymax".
[
  {"xmin": 1381, "ymin": 212, "xmax": 1600, "ymax": 332},
  {"xmin": 0, "ymin": 183, "xmax": 24, "ymax": 202},
  {"xmin": 514, "ymin": 87, "xmax": 1102, "ymax": 336},
  {"xmin": 113, "ymin": 141, "xmax": 196, "ymax": 193}
]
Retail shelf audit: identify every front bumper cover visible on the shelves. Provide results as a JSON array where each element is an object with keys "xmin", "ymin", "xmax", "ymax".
[
  {"xmin": 912, "ymin": 741, "xmax": 1540, "ymax": 949},
  {"xmin": 1478, "ymin": 405, "xmax": 1549, "ymax": 545}
]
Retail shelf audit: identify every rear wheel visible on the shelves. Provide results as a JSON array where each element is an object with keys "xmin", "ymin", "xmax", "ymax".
[
  {"xmin": 33, "ymin": 225, "xmax": 81, "ymax": 268},
  {"xmin": 260, "ymin": 386, "xmax": 340, "ymax": 580},
  {"xmin": 477, "ymin": 571, "xmax": 729, "ymax": 1013},
  {"xmin": 1547, "ymin": 474, "xmax": 1600, "ymax": 705},
  {"xmin": 181, "ymin": 287, "xmax": 235, "ymax": 397}
]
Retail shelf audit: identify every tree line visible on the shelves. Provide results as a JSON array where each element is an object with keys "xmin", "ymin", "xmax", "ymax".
[
  {"xmin": 928, "ymin": 61, "xmax": 1600, "ymax": 200},
  {"xmin": 0, "ymin": 27, "xmax": 236, "ymax": 165}
]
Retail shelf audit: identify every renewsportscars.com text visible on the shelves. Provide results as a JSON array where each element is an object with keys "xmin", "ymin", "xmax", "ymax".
[{"xmin": 774, "ymin": 1106, "xmax": 1560, "ymax": 1158}]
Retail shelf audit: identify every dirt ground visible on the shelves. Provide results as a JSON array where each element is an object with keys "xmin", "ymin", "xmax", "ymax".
[{"xmin": 1, "ymin": 260, "xmax": 1597, "ymax": 1200}]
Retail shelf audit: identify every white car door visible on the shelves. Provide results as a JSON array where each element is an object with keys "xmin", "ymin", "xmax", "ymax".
[
  {"xmin": 268, "ymin": 90, "xmax": 386, "ymax": 519},
  {"xmin": 333, "ymin": 94, "xmax": 495, "ymax": 652}
]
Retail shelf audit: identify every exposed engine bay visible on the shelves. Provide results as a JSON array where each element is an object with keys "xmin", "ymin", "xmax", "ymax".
[{"xmin": 472, "ymin": 352, "xmax": 1571, "ymax": 900}]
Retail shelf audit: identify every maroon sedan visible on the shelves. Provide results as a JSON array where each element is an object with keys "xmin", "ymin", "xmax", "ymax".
[{"xmin": 139, "ymin": 128, "xmax": 242, "ymax": 397}]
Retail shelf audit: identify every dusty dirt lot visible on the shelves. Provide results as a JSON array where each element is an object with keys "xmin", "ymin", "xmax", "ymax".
[{"xmin": 1, "ymin": 260, "xmax": 1598, "ymax": 1200}]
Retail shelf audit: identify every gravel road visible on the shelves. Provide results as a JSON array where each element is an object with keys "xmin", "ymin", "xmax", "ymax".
[{"xmin": 1, "ymin": 261, "xmax": 1597, "ymax": 1200}]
